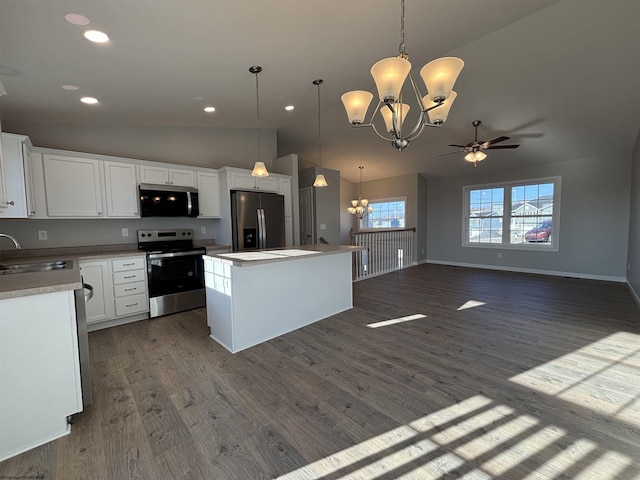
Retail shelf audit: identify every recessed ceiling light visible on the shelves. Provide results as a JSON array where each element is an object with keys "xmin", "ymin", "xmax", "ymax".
[
  {"xmin": 285, "ymin": 105, "xmax": 295, "ymax": 111},
  {"xmin": 62, "ymin": 84, "xmax": 79, "ymax": 91},
  {"xmin": 83, "ymin": 30, "xmax": 110, "ymax": 43},
  {"xmin": 80, "ymin": 96, "xmax": 99, "ymax": 104},
  {"xmin": 204, "ymin": 106, "xmax": 215, "ymax": 113},
  {"xmin": 65, "ymin": 13, "xmax": 90, "ymax": 26}
]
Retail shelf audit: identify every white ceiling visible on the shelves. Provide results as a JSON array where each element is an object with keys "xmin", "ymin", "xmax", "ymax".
[{"xmin": 1, "ymin": 0, "xmax": 639, "ymax": 183}]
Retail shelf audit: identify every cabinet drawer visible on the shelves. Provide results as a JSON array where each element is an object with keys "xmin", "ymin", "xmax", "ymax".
[
  {"xmin": 113, "ymin": 269, "xmax": 145, "ymax": 284},
  {"xmin": 112, "ymin": 257, "xmax": 145, "ymax": 272},
  {"xmin": 114, "ymin": 293, "xmax": 148, "ymax": 317},
  {"xmin": 113, "ymin": 280, "xmax": 147, "ymax": 298}
]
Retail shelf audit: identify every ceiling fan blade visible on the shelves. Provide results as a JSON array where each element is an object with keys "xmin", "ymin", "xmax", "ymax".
[
  {"xmin": 447, "ymin": 144, "xmax": 468, "ymax": 148},
  {"xmin": 437, "ymin": 150, "xmax": 466, "ymax": 157},
  {"xmin": 481, "ymin": 136, "xmax": 510, "ymax": 147},
  {"xmin": 485, "ymin": 144, "xmax": 520, "ymax": 149}
]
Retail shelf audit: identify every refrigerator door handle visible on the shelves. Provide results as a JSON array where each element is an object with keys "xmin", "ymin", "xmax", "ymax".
[{"xmin": 258, "ymin": 208, "xmax": 267, "ymax": 249}]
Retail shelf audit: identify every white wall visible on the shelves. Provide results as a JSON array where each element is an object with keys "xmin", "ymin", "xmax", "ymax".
[
  {"xmin": 427, "ymin": 155, "xmax": 632, "ymax": 280},
  {"xmin": 628, "ymin": 130, "xmax": 640, "ymax": 302}
]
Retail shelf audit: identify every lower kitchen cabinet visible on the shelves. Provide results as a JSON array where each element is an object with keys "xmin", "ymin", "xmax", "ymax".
[
  {"xmin": 0, "ymin": 289, "xmax": 83, "ymax": 462},
  {"xmin": 80, "ymin": 255, "xmax": 149, "ymax": 330}
]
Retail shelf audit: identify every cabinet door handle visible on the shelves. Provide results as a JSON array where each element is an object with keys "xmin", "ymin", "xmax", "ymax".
[{"xmin": 7, "ymin": 200, "xmax": 15, "ymax": 205}]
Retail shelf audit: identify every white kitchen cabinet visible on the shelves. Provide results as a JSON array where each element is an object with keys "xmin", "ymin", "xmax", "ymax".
[
  {"xmin": 104, "ymin": 161, "xmax": 139, "ymax": 218},
  {"xmin": 0, "ymin": 289, "xmax": 83, "ymax": 462},
  {"xmin": 197, "ymin": 170, "xmax": 221, "ymax": 218},
  {"xmin": 0, "ymin": 133, "xmax": 36, "ymax": 218},
  {"xmin": 43, "ymin": 154, "xmax": 104, "ymax": 217},
  {"xmin": 228, "ymin": 168, "xmax": 278, "ymax": 192},
  {"xmin": 79, "ymin": 260, "xmax": 114, "ymax": 324},
  {"xmin": 278, "ymin": 177, "xmax": 292, "ymax": 217},
  {"xmin": 111, "ymin": 256, "xmax": 148, "ymax": 318},
  {"xmin": 139, "ymin": 164, "xmax": 195, "ymax": 187}
]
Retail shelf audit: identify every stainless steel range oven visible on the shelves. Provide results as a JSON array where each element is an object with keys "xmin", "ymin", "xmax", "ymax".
[{"xmin": 137, "ymin": 229, "xmax": 206, "ymax": 318}]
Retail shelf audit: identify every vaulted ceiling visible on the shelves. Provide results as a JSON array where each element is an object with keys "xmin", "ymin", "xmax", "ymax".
[{"xmin": 1, "ymin": 0, "xmax": 639, "ymax": 183}]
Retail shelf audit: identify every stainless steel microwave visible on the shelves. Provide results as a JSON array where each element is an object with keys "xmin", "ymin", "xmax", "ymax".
[{"xmin": 139, "ymin": 184, "xmax": 199, "ymax": 217}]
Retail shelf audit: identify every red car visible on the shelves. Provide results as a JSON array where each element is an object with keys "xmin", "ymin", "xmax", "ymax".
[{"xmin": 525, "ymin": 220, "xmax": 552, "ymax": 242}]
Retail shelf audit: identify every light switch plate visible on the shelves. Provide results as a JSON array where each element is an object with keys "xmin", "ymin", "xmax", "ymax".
[
  {"xmin": 38, "ymin": 230, "xmax": 48, "ymax": 241},
  {"xmin": 122, "ymin": 228, "xmax": 129, "ymax": 237},
  {"xmin": 201, "ymin": 226, "xmax": 207, "ymax": 234}
]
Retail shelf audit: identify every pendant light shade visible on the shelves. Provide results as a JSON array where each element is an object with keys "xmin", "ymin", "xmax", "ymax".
[
  {"xmin": 251, "ymin": 161, "xmax": 269, "ymax": 177},
  {"xmin": 249, "ymin": 66, "xmax": 269, "ymax": 177},
  {"xmin": 313, "ymin": 174, "xmax": 328, "ymax": 187},
  {"xmin": 341, "ymin": 90, "xmax": 374, "ymax": 125}
]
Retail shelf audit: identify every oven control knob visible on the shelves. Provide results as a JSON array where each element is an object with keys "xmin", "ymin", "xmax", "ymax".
[{"xmin": 188, "ymin": 271, "xmax": 193, "ymax": 276}]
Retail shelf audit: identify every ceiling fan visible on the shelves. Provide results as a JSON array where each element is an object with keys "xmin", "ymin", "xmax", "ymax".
[{"xmin": 439, "ymin": 120, "xmax": 520, "ymax": 166}]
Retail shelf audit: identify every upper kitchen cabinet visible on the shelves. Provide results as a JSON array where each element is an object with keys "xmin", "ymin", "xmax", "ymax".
[
  {"xmin": 104, "ymin": 161, "xmax": 139, "ymax": 218},
  {"xmin": 42, "ymin": 154, "xmax": 104, "ymax": 217},
  {"xmin": 197, "ymin": 170, "xmax": 221, "ymax": 218},
  {"xmin": 0, "ymin": 133, "xmax": 36, "ymax": 218},
  {"xmin": 138, "ymin": 164, "xmax": 195, "ymax": 187},
  {"xmin": 226, "ymin": 167, "xmax": 279, "ymax": 192}
]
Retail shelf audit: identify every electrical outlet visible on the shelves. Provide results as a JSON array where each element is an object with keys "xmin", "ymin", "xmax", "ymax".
[
  {"xmin": 38, "ymin": 230, "xmax": 48, "ymax": 241},
  {"xmin": 497, "ymin": 252, "xmax": 502, "ymax": 258},
  {"xmin": 201, "ymin": 226, "xmax": 207, "ymax": 234},
  {"xmin": 320, "ymin": 224, "xmax": 326, "ymax": 230},
  {"xmin": 122, "ymin": 228, "xmax": 129, "ymax": 237}
]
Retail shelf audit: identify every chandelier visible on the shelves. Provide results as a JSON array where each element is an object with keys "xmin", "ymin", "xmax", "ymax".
[
  {"xmin": 340, "ymin": 0, "xmax": 464, "ymax": 151},
  {"xmin": 312, "ymin": 79, "xmax": 328, "ymax": 187},
  {"xmin": 348, "ymin": 166, "xmax": 373, "ymax": 219},
  {"xmin": 249, "ymin": 66, "xmax": 269, "ymax": 177}
]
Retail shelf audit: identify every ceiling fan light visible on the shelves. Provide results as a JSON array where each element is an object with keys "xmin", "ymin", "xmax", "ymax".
[
  {"xmin": 380, "ymin": 102, "xmax": 410, "ymax": 132},
  {"xmin": 370, "ymin": 57, "xmax": 411, "ymax": 102},
  {"xmin": 474, "ymin": 151, "xmax": 487, "ymax": 161},
  {"xmin": 423, "ymin": 91, "xmax": 456, "ymax": 124},
  {"xmin": 420, "ymin": 57, "xmax": 464, "ymax": 102},
  {"xmin": 313, "ymin": 174, "xmax": 328, "ymax": 187},
  {"xmin": 341, "ymin": 90, "xmax": 374, "ymax": 124}
]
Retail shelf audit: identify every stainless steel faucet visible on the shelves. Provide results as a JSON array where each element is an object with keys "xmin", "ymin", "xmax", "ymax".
[{"xmin": 0, "ymin": 233, "xmax": 22, "ymax": 249}]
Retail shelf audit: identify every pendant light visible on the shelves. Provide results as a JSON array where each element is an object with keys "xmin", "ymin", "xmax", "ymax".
[
  {"xmin": 312, "ymin": 79, "xmax": 328, "ymax": 188},
  {"xmin": 249, "ymin": 66, "xmax": 269, "ymax": 177}
]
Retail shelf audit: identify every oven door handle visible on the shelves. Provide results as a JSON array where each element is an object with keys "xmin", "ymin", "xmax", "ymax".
[{"xmin": 147, "ymin": 250, "xmax": 205, "ymax": 259}]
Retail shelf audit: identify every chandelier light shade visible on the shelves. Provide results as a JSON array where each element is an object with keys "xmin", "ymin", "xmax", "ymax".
[
  {"xmin": 249, "ymin": 66, "xmax": 269, "ymax": 177},
  {"xmin": 341, "ymin": 90, "xmax": 374, "ymax": 124},
  {"xmin": 348, "ymin": 166, "xmax": 374, "ymax": 219},
  {"xmin": 312, "ymin": 79, "xmax": 328, "ymax": 188},
  {"xmin": 340, "ymin": 0, "xmax": 463, "ymax": 151},
  {"xmin": 381, "ymin": 102, "xmax": 410, "ymax": 133},
  {"xmin": 423, "ymin": 90, "xmax": 457, "ymax": 125}
]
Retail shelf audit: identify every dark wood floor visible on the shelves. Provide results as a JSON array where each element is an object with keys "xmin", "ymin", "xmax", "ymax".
[{"xmin": 2, "ymin": 263, "xmax": 640, "ymax": 479}]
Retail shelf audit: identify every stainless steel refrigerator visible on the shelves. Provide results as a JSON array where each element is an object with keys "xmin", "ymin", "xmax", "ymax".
[{"xmin": 231, "ymin": 190, "xmax": 286, "ymax": 251}]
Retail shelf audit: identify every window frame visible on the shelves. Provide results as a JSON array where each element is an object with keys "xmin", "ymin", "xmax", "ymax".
[
  {"xmin": 462, "ymin": 176, "xmax": 561, "ymax": 251},
  {"xmin": 359, "ymin": 196, "xmax": 407, "ymax": 231}
]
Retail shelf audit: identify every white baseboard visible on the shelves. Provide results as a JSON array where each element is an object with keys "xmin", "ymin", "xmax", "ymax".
[{"xmin": 425, "ymin": 259, "xmax": 626, "ymax": 283}]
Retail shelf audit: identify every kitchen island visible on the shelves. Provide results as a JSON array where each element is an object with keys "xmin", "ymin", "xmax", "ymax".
[{"xmin": 203, "ymin": 244, "xmax": 364, "ymax": 353}]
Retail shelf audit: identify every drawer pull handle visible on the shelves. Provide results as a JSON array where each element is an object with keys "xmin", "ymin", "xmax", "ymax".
[
  {"xmin": 124, "ymin": 287, "xmax": 136, "ymax": 292},
  {"xmin": 122, "ymin": 262, "xmax": 135, "ymax": 266},
  {"xmin": 125, "ymin": 302, "xmax": 138, "ymax": 308},
  {"xmin": 123, "ymin": 275, "xmax": 135, "ymax": 279}
]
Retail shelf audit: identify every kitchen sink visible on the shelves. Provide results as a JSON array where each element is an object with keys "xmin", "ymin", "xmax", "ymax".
[{"xmin": 0, "ymin": 260, "xmax": 72, "ymax": 275}]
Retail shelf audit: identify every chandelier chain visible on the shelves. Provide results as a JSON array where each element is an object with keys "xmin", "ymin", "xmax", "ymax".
[
  {"xmin": 317, "ymin": 81, "xmax": 322, "ymax": 167},
  {"xmin": 399, "ymin": 0, "xmax": 406, "ymax": 58},
  {"xmin": 254, "ymin": 68, "xmax": 261, "ymax": 163}
]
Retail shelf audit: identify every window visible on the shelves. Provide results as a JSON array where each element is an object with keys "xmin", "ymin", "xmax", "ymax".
[
  {"xmin": 463, "ymin": 177, "xmax": 560, "ymax": 249},
  {"xmin": 363, "ymin": 198, "xmax": 406, "ymax": 229}
]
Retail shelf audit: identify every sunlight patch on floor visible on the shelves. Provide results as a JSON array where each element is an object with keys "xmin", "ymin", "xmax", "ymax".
[
  {"xmin": 509, "ymin": 331, "xmax": 640, "ymax": 427},
  {"xmin": 366, "ymin": 314, "xmax": 427, "ymax": 329},
  {"xmin": 457, "ymin": 300, "xmax": 487, "ymax": 311},
  {"xmin": 276, "ymin": 390, "xmax": 636, "ymax": 479}
]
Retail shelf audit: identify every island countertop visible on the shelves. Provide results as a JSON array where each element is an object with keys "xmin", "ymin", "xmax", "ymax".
[{"xmin": 204, "ymin": 244, "xmax": 364, "ymax": 267}]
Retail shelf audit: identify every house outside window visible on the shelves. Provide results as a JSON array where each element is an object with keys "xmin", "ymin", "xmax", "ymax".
[
  {"xmin": 363, "ymin": 197, "xmax": 406, "ymax": 229},
  {"xmin": 463, "ymin": 177, "xmax": 560, "ymax": 250}
]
